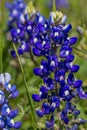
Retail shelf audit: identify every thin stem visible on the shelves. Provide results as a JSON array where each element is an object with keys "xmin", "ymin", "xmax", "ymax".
[
  {"xmin": 29, "ymin": 48, "xmax": 38, "ymax": 66},
  {"xmin": 33, "ymin": 0, "xmax": 38, "ymax": 7},
  {"xmin": 77, "ymin": 103, "xmax": 87, "ymax": 120},
  {"xmin": 13, "ymin": 43, "xmax": 37, "ymax": 129},
  {"xmin": 74, "ymin": 47, "xmax": 87, "ymax": 54},
  {"xmin": 73, "ymin": 48, "xmax": 87, "ymax": 60},
  {"xmin": 0, "ymin": 0, "xmax": 5, "ymax": 73},
  {"xmin": 0, "ymin": 38, "xmax": 3, "ymax": 73}
]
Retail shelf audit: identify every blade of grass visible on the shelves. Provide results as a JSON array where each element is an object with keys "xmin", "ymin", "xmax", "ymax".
[
  {"xmin": 77, "ymin": 103, "xmax": 87, "ymax": 120},
  {"xmin": 13, "ymin": 43, "xmax": 37, "ymax": 129},
  {"xmin": 0, "ymin": 0, "xmax": 5, "ymax": 73}
]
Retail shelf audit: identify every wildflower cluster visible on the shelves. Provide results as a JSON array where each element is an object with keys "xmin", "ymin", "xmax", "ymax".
[
  {"xmin": 6, "ymin": 0, "xmax": 87, "ymax": 129},
  {"xmin": 32, "ymin": 13, "xmax": 87, "ymax": 129},
  {"xmin": 0, "ymin": 73, "xmax": 21, "ymax": 129},
  {"xmin": 6, "ymin": 0, "xmax": 28, "ymax": 30}
]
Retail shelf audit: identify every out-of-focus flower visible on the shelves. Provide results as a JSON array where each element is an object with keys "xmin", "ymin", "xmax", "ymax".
[
  {"xmin": 6, "ymin": 0, "xmax": 28, "ymax": 30},
  {"xmin": 55, "ymin": 0, "xmax": 69, "ymax": 10},
  {"xmin": 0, "ymin": 73, "xmax": 21, "ymax": 129}
]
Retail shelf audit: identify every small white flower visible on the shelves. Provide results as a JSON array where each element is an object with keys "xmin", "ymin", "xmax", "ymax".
[
  {"xmin": 54, "ymin": 32, "xmax": 59, "ymax": 37},
  {"xmin": 34, "ymin": 38, "xmax": 38, "ymax": 43},
  {"xmin": 40, "ymin": 65, "xmax": 44, "ymax": 70},
  {"xmin": 17, "ymin": 29, "xmax": 20, "ymax": 34},
  {"xmin": 13, "ymin": 9, "xmax": 18, "ymax": 16},
  {"xmin": 27, "ymin": 25, "xmax": 32, "ymax": 30},
  {"xmin": 65, "ymin": 90, "xmax": 69, "ymax": 96},
  {"xmin": 6, "ymin": 108, "xmax": 10, "ymax": 114},
  {"xmin": 51, "ymin": 61, "xmax": 55, "ymax": 66}
]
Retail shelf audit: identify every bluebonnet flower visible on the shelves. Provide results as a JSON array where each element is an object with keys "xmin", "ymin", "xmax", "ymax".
[
  {"xmin": 55, "ymin": 0, "xmax": 69, "ymax": 10},
  {"xmin": 32, "ymin": 12, "xmax": 87, "ymax": 129},
  {"xmin": 6, "ymin": 1, "xmax": 87, "ymax": 129},
  {"xmin": 48, "ymin": 0, "xmax": 69, "ymax": 11},
  {"xmin": 0, "ymin": 73, "xmax": 21, "ymax": 129},
  {"xmin": 6, "ymin": 0, "xmax": 28, "ymax": 30}
]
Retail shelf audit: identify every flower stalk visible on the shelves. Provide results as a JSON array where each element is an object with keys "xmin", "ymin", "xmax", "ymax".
[{"xmin": 13, "ymin": 43, "xmax": 37, "ymax": 129}]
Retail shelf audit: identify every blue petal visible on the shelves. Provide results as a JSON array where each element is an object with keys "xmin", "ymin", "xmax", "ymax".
[
  {"xmin": 73, "ymin": 110, "xmax": 80, "ymax": 117},
  {"xmin": 63, "ymin": 24, "xmax": 72, "ymax": 33},
  {"xmin": 78, "ymin": 118, "xmax": 87, "ymax": 124},
  {"xmin": 33, "ymin": 68, "xmax": 42, "ymax": 76},
  {"xmin": 9, "ymin": 109, "xmax": 18, "ymax": 118},
  {"xmin": 10, "ymin": 85, "xmax": 16, "ymax": 92},
  {"xmin": 13, "ymin": 121, "xmax": 22, "ymax": 129},
  {"xmin": 71, "ymin": 124, "xmax": 78, "ymax": 130},
  {"xmin": 10, "ymin": 90, "xmax": 19, "ymax": 98},
  {"xmin": 73, "ymin": 80, "xmax": 82, "ymax": 88},
  {"xmin": 32, "ymin": 94, "xmax": 41, "ymax": 102},
  {"xmin": 18, "ymin": 48, "xmax": 24, "ymax": 55},
  {"xmin": 70, "ymin": 37, "xmax": 78, "ymax": 45},
  {"xmin": 79, "ymin": 91, "xmax": 87, "ymax": 99},
  {"xmin": 33, "ymin": 48, "xmax": 41, "ymax": 56},
  {"xmin": 67, "ymin": 73, "xmax": 74, "ymax": 85},
  {"xmin": 66, "ymin": 54, "xmax": 74, "ymax": 62},
  {"xmin": 71, "ymin": 65, "xmax": 80, "ymax": 72},
  {"xmin": 10, "ymin": 50, "xmax": 16, "ymax": 58},
  {"xmin": 45, "ymin": 115, "xmax": 54, "ymax": 128},
  {"xmin": 11, "ymin": 29, "xmax": 17, "ymax": 37},
  {"xmin": 36, "ymin": 110, "xmax": 44, "ymax": 117},
  {"xmin": 45, "ymin": 121, "xmax": 53, "ymax": 128}
]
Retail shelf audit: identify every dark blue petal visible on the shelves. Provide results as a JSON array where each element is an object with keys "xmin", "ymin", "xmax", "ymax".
[
  {"xmin": 45, "ymin": 121, "xmax": 53, "ymax": 128},
  {"xmin": 61, "ymin": 110, "xmax": 69, "ymax": 124},
  {"xmin": 66, "ymin": 54, "xmax": 74, "ymax": 62},
  {"xmin": 11, "ymin": 29, "xmax": 17, "ymax": 37},
  {"xmin": 35, "ymin": 42, "xmax": 43, "ymax": 50},
  {"xmin": 36, "ymin": 110, "xmax": 44, "ymax": 117},
  {"xmin": 67, "ymin": 73, "xmax": 75, "ymax": 85},
  {"xmin": 32, "ymin": 94, "xmax": 41, "ymax": 102},
  {"xmin": 73, "ymin": 80, "xmax": 82, "ymax": 88},
  {"xmin": 79, "ymin": 91, "xmax": 87, "ymax": 99},
  {"xmin": 9, "ymin": 109, "xmax": 18, "ymax": 118},
  {"xmin": 70, "ymin": 37, "xmax": 78, "ymax": 45},
  {"xmin": 73, "ymin": 110, "xmax": 80, "ymax": 117},
  {"xmin": 71, "ymin": 65, "xmax": 80, "ymax": 72},
  {"xmin": 18, "ymin": 48, "xmax": 24, "ymax": 55},
  {"xmin": 10, "ymin": 90, "xmax": 19, "ymax": 98},
  {"xmin": 45, "ymin": 115, "xmax": 54, "ymax": 128},
  {"xmin": 50, "ymin": 106, "xmax": 55, "ymax": 112},
  {"xmin": 33, "ymin": 48, "xmax": 41, "ymax": 56},
  {"xmin": 63, "ymin": 24, "xmax": 72, "ymax": 33},
  {"xmin": 40, "ymin": 86, "xmax": 48, "ymax": 92},
  {"xmin": 33, "ymin": 68, "xmax": 42, "ymax": 76},
  {"xmin": 10, "ymin": 50, "xmax": 16, "ymax": 58},
  {"xmin": 60, "ymin": 46, "xmax": 72, "ymax": 58},
  {"xmin": 13, "ymin": 121, "xmax": 22, "ymax": 129},
  {"xmin": 37, "ymin": 23, "xmax": 45, "ymax": 32}
]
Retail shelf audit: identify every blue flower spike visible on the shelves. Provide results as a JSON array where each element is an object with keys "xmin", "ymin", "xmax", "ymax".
[{"xmin": 0, "ymin": 73, "xmax": 21, "ymax": 129}]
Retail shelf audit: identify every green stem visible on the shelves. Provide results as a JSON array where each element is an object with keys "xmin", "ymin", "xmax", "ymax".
[
  {"xmin": 13, "ymin": 43, "xmax": 37, "ymax": 129},
  {"xmin": 77, "ymin": 103, "xmax": 87, "ymax": 119},
  {"xmin": 0, "ymin": 0, "xmax": 5, "ymax": 73},
  {"xmin": 29, "ymin": 48, "xmax": 38, "ymax": 66}
]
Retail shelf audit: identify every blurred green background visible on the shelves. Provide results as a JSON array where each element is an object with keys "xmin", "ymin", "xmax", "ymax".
[{"xmin": 0, "ymin": 0, "xmax": 87, "ymax": 129}]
